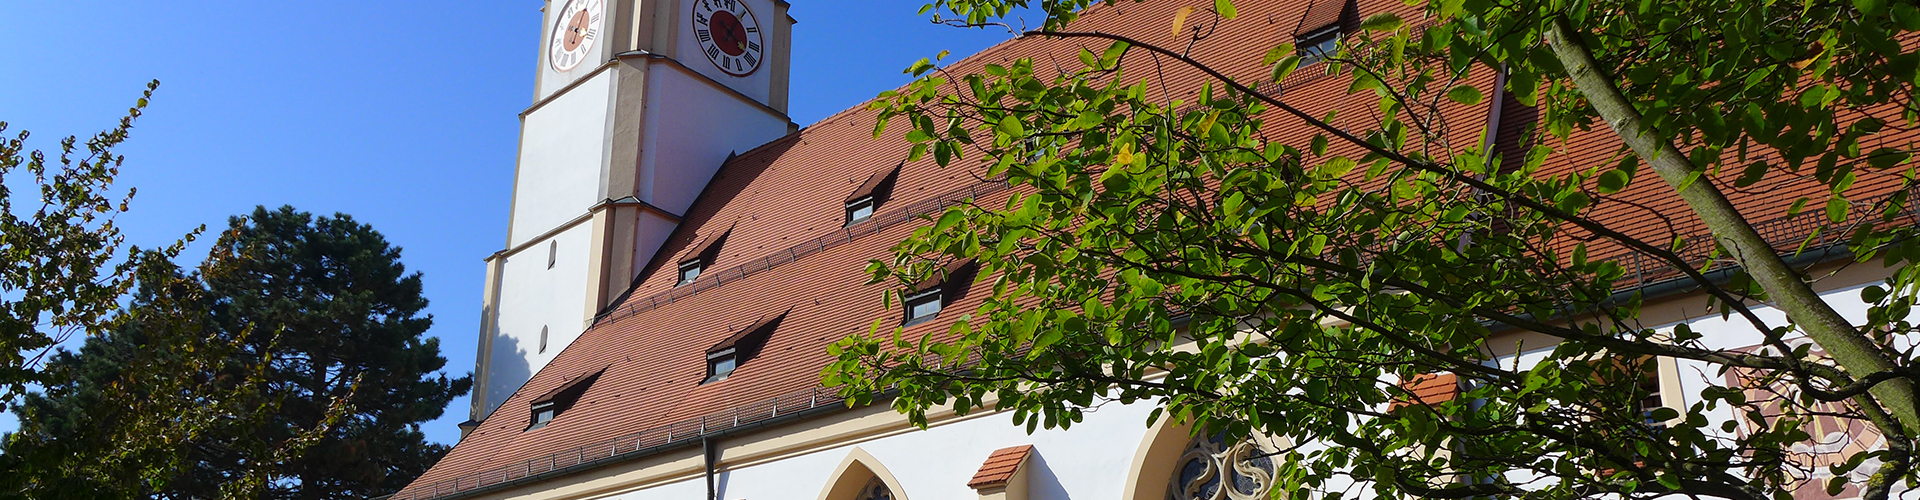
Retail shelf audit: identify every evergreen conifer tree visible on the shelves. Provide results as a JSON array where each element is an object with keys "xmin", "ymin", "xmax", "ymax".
[{"xmin": 7, "ymin": 206, "xmax": 470, "ymax": 499}]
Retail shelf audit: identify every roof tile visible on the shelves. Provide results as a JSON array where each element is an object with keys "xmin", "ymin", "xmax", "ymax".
[
  {"xmin": 967, "ymin": 445, "xmax": 1035, "ymax": 489},
  {"xmin": 396, "ymin": 0, "xmax": 1920, "ymax": 497}
]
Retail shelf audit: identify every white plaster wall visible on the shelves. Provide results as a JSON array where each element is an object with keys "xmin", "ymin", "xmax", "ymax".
[
  {"xmin": 513, "ymin": 71, "xmax": 615, "ymax": 248},
  {"xmin": 1664, "ymin": 283, "xmax": 1882, "ymax": 462},
  {"xmin": 537, "ymin": 0, "xmax": 615, "ymax": 102},
  {"xmin": 483, "ymin": 224, "xmax": 597, "ymax": 416},
  {"xmin": 1480, "ymin": 283, "xmax": 1894, "ymax": 497},
  {"xmin": 638, "ymin": 65, "xmax": 789, "ymax": 213},
  {"xmin": 671, "ymin": 0, "xmax": 778, "ymax": 105},
  {"xmin": 634, "ymin": 213, "xmax": 678, "ymax": 282},
  {"xmin": 603, "ymin": 399, "xmax": 1160, "ymax": 500}
]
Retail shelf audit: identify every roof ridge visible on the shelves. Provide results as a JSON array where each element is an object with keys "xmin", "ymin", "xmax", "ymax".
[{"xmin": 798, "ymin": 30, "xmax": 1029, "ymax": 129}]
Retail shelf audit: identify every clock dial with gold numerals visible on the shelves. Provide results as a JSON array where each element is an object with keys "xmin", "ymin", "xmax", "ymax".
[
  {"xmin": 692, "ymin": 0, "xmax": 763, "ymax": 77},
  {"xmin": 548, "ymin": 0, "xmax": 605, "ymax": 72}
]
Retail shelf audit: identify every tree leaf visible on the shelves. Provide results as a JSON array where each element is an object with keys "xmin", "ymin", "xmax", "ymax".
[
  {"xmin": 1214, "ymin": 0, "xmax": 1238, "ymax": 20},
  {"xmin": 1272, "ymin": 55, "xmax": 1302, "ymax": 83},
  {"xmin": 1172, "ymin": 7, "xmax": 1194, "ymax": 37},
  {"xmin": 1447, "ymin": 84, "xmax": 1482, "ymax": 105},
  {"xmin": 1361, "ymin": 12, "xmax": 1404, "ymax": 32},
  {"xmin": 1735, "ymin": 161, "xmax": 1769, "ymax": 187},
  {"xmin": 1101, "ymin": 40, "xmax": 1130, "ymax": 69},
  {"xmin": 1598, "ymin": 169, "xmax": 1631, "ymax": 194},
  {"xmin": 996, "ymin": 115, "xmax": 1026, "ymax": 139},
  {"xmin": 1855, "ymin": 0, "xmax": 1887, "ymax": 17}
]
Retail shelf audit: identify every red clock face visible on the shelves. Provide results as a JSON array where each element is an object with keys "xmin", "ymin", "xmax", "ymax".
[
  {"xmin": 709, "ymin": 11, "xmax": 748, "ymax": 56},
  {"xmin": 692, "ymin": 0, "xmax": 763, "ymax": 77}
]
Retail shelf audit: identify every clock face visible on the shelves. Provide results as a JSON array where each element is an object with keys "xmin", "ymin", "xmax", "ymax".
[
  {"xmin": 548, "ymin": 0, "xmax": 605, "ymax": 72},
  {"xmin": 692, "ymin": 0, "xmax": 764, "ymax": 77}
]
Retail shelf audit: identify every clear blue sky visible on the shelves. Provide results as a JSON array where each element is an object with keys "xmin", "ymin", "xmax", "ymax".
[{"xmin": 0, "ymin": 1, "xmax": 1036, "ymax": 447}]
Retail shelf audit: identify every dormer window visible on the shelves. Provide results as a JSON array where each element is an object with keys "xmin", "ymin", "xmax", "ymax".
[
  {"xmin": 703, "ymin": 311, "xmax": 785, "ymax": 384},
  {"xmin": 903, "ymin": 259, "xmax": 976, "ymax": 326},
  {"xmin": 1296, "ymin": 25, "xmax": 1340, "ymax": 67},
  {"xmin": 677, "ymin": 227, "xmax": 731, "ymax": 287},
  {"xmin": 706, "ymin": 349, "xmax": 738, "ymax": 383},
  {"xmin": 529, "ymin": 402, "xmax": 558, "ymax": 429},
  {"xmin": 678, "ymin": 260, "xmax": 703, "ymax": 285},
  {"xmin": 1292, "ymin": 0, "xmax": 1351, "ymax": 68},
  {"xmin": 846, "ymin": 196, "xmax": 877, "ymax": 225},
  {"xmin": 903, "ymin": 289, "xmax": 944, "ymax": 326},
  {"xmin": 526, "ymin": 367, "xmax": 605, "ymax": 431},
  {"xmin": 845, "ymin": 163, "xmax": 900, "ymax": 226}
]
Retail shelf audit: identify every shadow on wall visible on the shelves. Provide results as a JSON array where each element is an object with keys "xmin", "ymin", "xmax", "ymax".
[
  {"xmin": 1027, "ymin": 452, "xmax": 1072, "ymax": 500},
  {"xmin": 483, "ymin": 333, "xmax": 534, "ymax": 419}
]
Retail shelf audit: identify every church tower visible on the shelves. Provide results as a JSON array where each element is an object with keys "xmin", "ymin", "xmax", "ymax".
[{"xmin": 466, "ymin": 0, "xmax": 796, "ymax": 429}]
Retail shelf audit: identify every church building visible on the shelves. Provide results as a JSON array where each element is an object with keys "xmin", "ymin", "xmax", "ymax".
[{"xmin": 390, "ymin": 1, "xmax": 1908, "ymax": 500}]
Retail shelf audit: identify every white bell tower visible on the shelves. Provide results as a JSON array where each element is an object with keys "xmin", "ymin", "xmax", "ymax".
[{"xmin": 465, "ymin": 0, "xmax": 797, "ymax": 431}]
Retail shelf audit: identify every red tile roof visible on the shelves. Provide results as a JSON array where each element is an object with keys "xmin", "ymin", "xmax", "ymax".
[
  {"xmin": 529, "ymin": 366, "xmax": 606, "ymax": 407},
  {"xmin": 846, "ymin": 162, "xmax": 902, "ymax": 203},
  {"xmin": 1295, "ymin": 0, "xmax": 1349, "ymax": 34},
  {"xmin": 911, "ymin": 258, "xmax": 976, "ymax": 294},
  {"xmin": 708, "ymin": 310, "xmax": 784, "ymax": 354},
  {"xmin": 395, "ymin": 0, "xmax": 1920, "ymax": 497},
  {"xmin": 680, "ymin": 224, "xmax": 732, "ymax": 265},
  {"xmin": 1393, "ymin": 373, "xmax": 1459, "ymax": 410},
  {"xmin": 968, "ymin": 444, "xmax": 1035, "ymax": 489}
]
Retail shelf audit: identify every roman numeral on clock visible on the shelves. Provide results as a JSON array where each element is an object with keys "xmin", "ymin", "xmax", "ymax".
[
  {"xmin": 697, "ymin": 30, "xmax": 711, "ymax": 42},
  {"xmin": 745, "ymin": 27, "xmax": 758, "ymax": 33},
  {"xmin": 743, "ymin": 53, "xmax": 757, "ymax": 67},
  {"xmin": 706, "ymin": 46, "xmax": 721, "ymax": 59},
  {"xmin": 747, "ymin": 41, "xmax": 760, "ymax": 53}
]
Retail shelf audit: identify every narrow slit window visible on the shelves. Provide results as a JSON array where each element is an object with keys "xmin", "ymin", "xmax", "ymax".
[
  {"xmin": 538, "ymin": 325, "xmax": 549, "ymax": 354},
  {"xmin": 1636, "ymin": 362, "xmax": 1668, "ymax": 429},
  {"xmin": 548, "ymin": 240, "xmax": 557, "ymax": 269}
]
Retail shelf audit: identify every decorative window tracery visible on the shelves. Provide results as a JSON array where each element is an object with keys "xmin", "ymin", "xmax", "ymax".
[
  {"xmin": 1167, "ymin": 431, "xmax": 1278, "ymax": 500},
  {"xmin": 857, "ymin": 477, "xmax": 894, "ymax": 500}
]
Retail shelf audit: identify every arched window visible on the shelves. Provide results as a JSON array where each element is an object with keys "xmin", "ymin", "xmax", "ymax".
[
  {"xmin": 856, "ymin": 477, "xmax": 894, "ymax": 500},
  {"xmin": 817, "ymin": 448, "xmax": 908, "ymax": 500},
  {"xmin": 1124, "ymin": 418, "xmax": 1282, "ymax": 500},
  {"xmin": 1167, "ymin": 431, "xmax": 1277, "ymax": 500}
]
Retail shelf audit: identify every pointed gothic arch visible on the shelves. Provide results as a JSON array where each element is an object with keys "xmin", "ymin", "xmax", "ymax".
[
  {"xmin": 816, "ymin": 447, "xmax": 910, "ymax": 500},
  {"xmin": 1121, "ymin": 417, "xmax": 1284, "ymax": 500}
]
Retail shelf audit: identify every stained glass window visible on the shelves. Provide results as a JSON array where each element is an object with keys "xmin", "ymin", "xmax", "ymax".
[
  {"xmin": 1168, "ymin": 430, "xmax": 1278, "ymax": 500},
  {"xmin": 858, "ymin": 477, "xmax": 893, "ymax": 500}
]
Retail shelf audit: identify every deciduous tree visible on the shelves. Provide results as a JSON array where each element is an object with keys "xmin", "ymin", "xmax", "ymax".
[{"xmin": 826, "ymin": 1, "xmax": 1920, "ymax": 500}]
